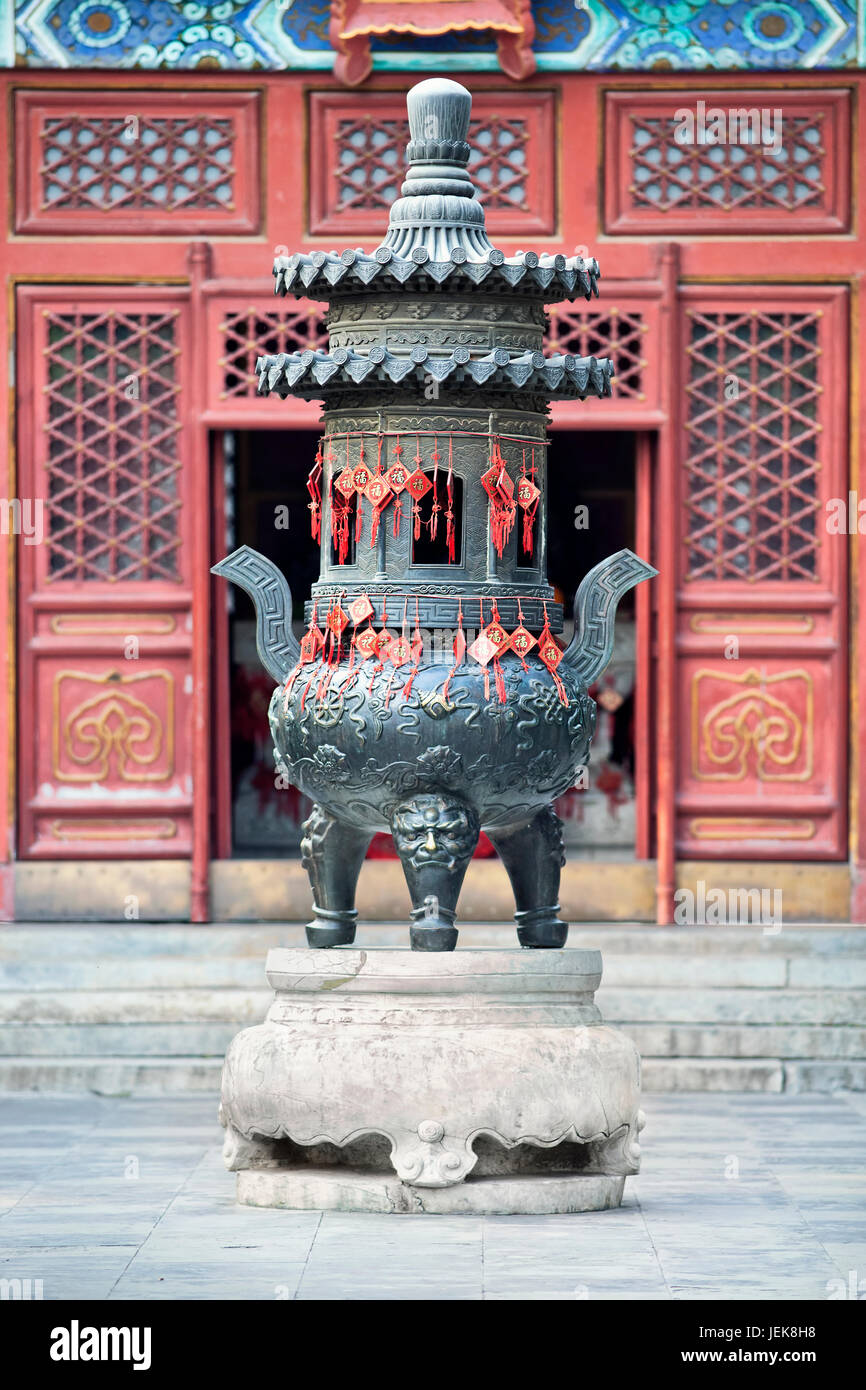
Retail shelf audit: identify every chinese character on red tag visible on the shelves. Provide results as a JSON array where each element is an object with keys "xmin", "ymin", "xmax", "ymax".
[
  {"xmin": 405, "ymin": 468, "xmax": 432, "ymax": 501},
  {"xmin": 349, "ymin": 594, "xmax": 374, "ymax": 626},
  {"xmin": 354, "ymin": 627, "xmax": 378, "ymax": 660},
  {"xmin": 334, "ymin": 468, "xmax": 356, "ymax": 499}
]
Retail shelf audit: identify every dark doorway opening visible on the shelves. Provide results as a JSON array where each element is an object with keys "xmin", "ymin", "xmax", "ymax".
[
  {"xmin": 547, "ymin": 430, "xmax": 638, "ymax": 856},
  {"xmin": 223, "ymin": 429, "xmax": 319, "ymax": 855}
]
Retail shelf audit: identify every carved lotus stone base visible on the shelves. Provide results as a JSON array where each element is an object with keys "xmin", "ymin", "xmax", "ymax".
[
  {"xmin": 220, "ymin": 948, "xmax": 643, "ymax": 1215},
  {"xmin": 236, "ymin": 1170, "xmax": 626, "ymax": 1215}
]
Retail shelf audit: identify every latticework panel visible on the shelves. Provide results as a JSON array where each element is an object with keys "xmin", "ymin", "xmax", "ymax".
[
  {"xmin": 41, "ymin": 115, "xmax": 235, "ymax": 214},
  {"xmin": 630, "ymin": 114, "xmax": 824, "ymax": 215},
  {"xmin": 545, "ymin": 307, "xmax": 647, "ymax": 400},
  {"xmin": 43, "ymin": 309, "xmax": 183, "ymax": 583},
  {"xmin": 15, "ymin": 91, "xmax": 260, "ymax": 234},
  {"xmin": 605, "ymin": 91, "xmax": 850, "ymax": 234},
  {"xmin": 684, "ymin": 308, "xmax": 822, "ymax": 584},
  {"xmin": 309, "ymin": 91, "xmax": 554, "ymax": 236},
  {"xmin": 218, "ymin": 304, "xmax": 329, "ymax": 401}
]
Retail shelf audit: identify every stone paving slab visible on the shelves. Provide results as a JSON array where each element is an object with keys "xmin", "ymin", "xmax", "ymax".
[{"xmin": 0, "ymin": 1093, "xmax": 863, "ymax": 1301}]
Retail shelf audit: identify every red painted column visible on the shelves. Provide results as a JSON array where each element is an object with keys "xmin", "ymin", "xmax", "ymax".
[
  {"xmin": 850, "ymin": 277, "xmax": 866, "ymax": 923},
  {"xmin": 655, "ymin": 244, "xmax": 680, "ymax": 924},
  {"xmin": 188, "ymin": 242, "xmax": 213, "ymax": 923},
  {"xmin": 634, "ymin": 430, "xmax": 653, "ymax": 863}
]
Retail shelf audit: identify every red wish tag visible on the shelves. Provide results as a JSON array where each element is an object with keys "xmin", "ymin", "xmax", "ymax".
[
  {"xmin": 354, "ymin": 627, "xmax": 378, "ymax": 660},
  {"xmin": 365, "ymin": 474, "xmax": 393, "ymax": 509},
  {"xmin": 538, "ymin": 635, "xmax": 563, "ymax": 672},
  {"xmin": 349, "ymin": 594, "xmax": 374, "ymax": 626},
  {"xmin": 325, "ymin": 606, "xmax": 348, "ymax": 637},
  {"xmin": 405, "ymin": 468, "xmax": 432, "ymax": 501},
  {"xmin": 509, "ymin": 625, "xmax": 537, "ymax": 658},
  {"xmin": 468, "ymin": 632, "xmax": 498, "ymax": 667},
  {"xmin": 386, "ymin": 462, "xmax": 409, "ymax": 494},
  {"xmin": 388, "ymin": 636, "xmax": 412, "ymax": 667},
  {"xmin": 299, "ymin": 626, "xmax": 325, "ymax": 663},
  {"xmin": 517, "ymin": 477, "xmax": 540, "ymax": 508},
  {"xmin": 334, "ymin": 468, "xmax": 356, "ymax": 499}
]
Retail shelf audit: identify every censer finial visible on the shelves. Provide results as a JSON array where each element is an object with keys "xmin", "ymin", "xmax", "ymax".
[{"xmin": 382, "ymin": 77, "xmax": 494, "ymax": 262}]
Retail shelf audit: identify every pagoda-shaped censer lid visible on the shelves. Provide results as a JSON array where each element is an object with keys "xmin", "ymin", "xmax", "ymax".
[{"xmin": 259, "ymin": 78, "xmax": 612, "ymax": 405}]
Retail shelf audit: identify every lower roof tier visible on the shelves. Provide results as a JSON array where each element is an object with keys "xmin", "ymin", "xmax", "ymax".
[{"xmin": 256, "ymin": 346, "xmax": 614, "ymax": 401}]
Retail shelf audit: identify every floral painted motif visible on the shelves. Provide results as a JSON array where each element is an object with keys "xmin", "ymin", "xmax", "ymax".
[{"xmin": 9, "ymin": 0, "xmax": 859, "ymax": 69}]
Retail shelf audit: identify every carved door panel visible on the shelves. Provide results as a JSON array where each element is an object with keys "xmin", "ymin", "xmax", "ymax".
[
  {"xmin": 675, "ymin": 286, "xmax": 848, "ymax": 859},
  {"xmin": 17, "ymin": 287, "xmax": 195, "ymax": 857}
]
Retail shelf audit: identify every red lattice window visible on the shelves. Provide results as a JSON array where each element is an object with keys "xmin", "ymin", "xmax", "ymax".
[
  {"xmin": 605, "ymin": 90, "xmax": 850, "ymax": 235},
  {"xmin": 42, "ymin": 307, "xmax": 185, "ymax": 583},
  {"xmin": 545, "ymin": 307, "xmax": 648, "ymax": 400},
  {"xmin": 683, "ymin": 306, "xmax": 823, "ymax": 584},
  {"xmin": 15, "ymin": 90, "xmax": 260, "ymax": 234},
  {"xmin": 217, "ymin": 303, "xmax": 329, "ymax": 401},
  {"xmin": 308, "ymin": 90, "xmax": 555, "ymax": 237}
]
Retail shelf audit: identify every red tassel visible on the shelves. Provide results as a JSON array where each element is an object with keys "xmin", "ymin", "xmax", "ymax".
[
  {"xmin": 481, "ymin": 436, "xmax": 516, "ymax": 559},
  {"xmin": 428, "ymin": 436, "xmax": 441, "ymax": 541},
  {"xmin": 353, "ymin": 437, "xmax": 366, "ymax": 544},
  {"xmin": 384, "ymin": 598, "xmax": 410, "ymax": 710},
  {"xmin": 517, "ymin": 449, "xmax": 540, "ymax": 557},
  {"xmin": 493, "ymin": 656, "xmax": 507, "ymax": 704},
  {"xmin": 442, "ymin": 598, "xmax": 465, "ymax": 703},
  {"xmin": 412, "ymin": 434, "xmax": 424, "ymax": 540},
  {"xmin": 402, "ymin": 597, "xmax": 423, "ymax": 699},
  {"xmin": 307, "ymin": 440, "xmax": 323, "ymax": 541},
  {"xmin": 445, "ymin": 435, "xmax": 455, "ymax": 563},
  {"xmin": 316, "ymin": 601, "xmax": 337, "ymax": 702},
  {"xmin": 538, "ymin": 602, "xmax": 568, "ymax": 708}
]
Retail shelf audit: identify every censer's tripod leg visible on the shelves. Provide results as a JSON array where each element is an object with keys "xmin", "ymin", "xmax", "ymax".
[
  {"xmin": 299, "ymin": 804, "xmax": 373, "ymax": 947},
  {"xmin": 487, "ymin": 804, "xmax": 568, "ymax": 949},
  {"xmin": 390, "ymin": 793, "xmax": 480, "ymax": 952}
]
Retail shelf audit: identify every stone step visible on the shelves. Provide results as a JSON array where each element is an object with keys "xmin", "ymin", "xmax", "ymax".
[
  {"xmin": 0, "ymin": 989, "xmax": 271, "ymax": 1025},
  {"xmin": 4, "ymin": 952, "xmax": 864, "ymax": 993},
  {"xmin": 1, "ymin": 989, "xmax": 866, "ymax": 1050},
  {"xmin": 627, "ymin": 1023, "xmax": 866, "ymax": 1060},
  {"xmin": 1, "ymin": 1055, "xmax": 862, "ymax": 1095},
  {"xmin": 1, "ymin": 925, "xmax": 863, "ymax": 1092},
  {"xmin": 0, "ymin": 923, "xmax": 862, "ymax": 961},
  {"xmin": 599, "ymin": 987, "xmax": 866, "ymax": 1025}
]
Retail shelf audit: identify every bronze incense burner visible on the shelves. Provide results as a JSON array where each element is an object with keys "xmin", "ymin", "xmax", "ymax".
[{"xmin": 213, "ymin": 78, "xmax": 655, "ymax": 950}]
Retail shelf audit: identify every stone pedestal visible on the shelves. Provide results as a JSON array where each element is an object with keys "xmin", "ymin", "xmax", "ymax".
[{"xmin": 220, "ymin": 948, "xmax": 643, "ymax": 1214}]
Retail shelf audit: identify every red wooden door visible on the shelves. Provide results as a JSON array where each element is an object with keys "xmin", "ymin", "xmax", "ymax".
[
  {"xmin": 16, "ymin": 287, "xmax": 196, "ymax": 859},
  {"xmin": 673, "ymin": 285, "xmax": 848, "ymax": 860}
]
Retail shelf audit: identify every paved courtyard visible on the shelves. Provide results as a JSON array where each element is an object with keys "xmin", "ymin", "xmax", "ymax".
[{"xmin": 1, "ymin": 1092, "xmax": 864, "ymax": 1301}]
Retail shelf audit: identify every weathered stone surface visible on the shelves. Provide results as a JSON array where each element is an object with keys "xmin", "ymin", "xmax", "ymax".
[
  {"xmin": 236, "ymin": 1169, "xmax": 626, "ymax": 1215},
  {"xmin": 220, "ymin": 947, "xmax": 643, "ymax": 1212}
]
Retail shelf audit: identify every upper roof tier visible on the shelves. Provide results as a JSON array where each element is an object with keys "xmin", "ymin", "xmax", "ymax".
[{"xmin": 273, "ymin": 77, "xmax": 600, "ymax": 307}]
